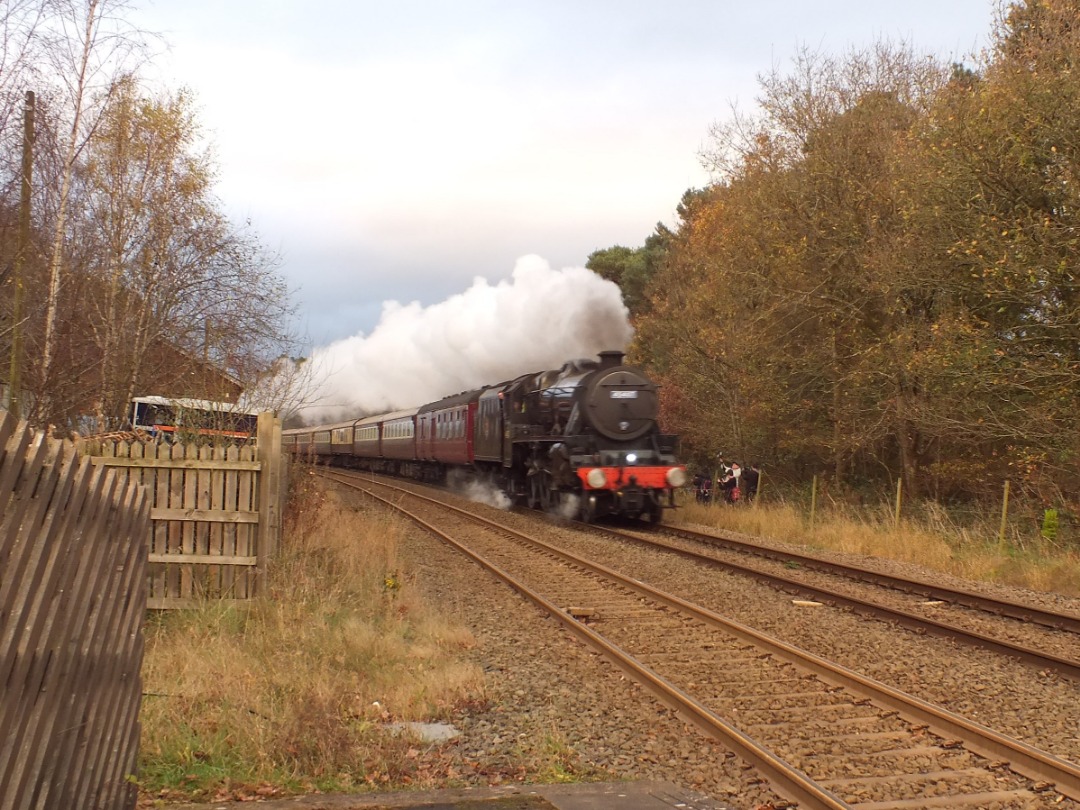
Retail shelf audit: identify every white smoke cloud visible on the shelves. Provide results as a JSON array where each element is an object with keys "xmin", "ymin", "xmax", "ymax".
[{"xmin": 299, "ymin": 255, "xmax": 632, "ymax": 423}]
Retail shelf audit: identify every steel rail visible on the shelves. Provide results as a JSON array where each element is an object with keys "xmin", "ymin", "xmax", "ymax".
[{"xmin": 658, "ymin": 523, "xmax": 1080, "ymax": 635}]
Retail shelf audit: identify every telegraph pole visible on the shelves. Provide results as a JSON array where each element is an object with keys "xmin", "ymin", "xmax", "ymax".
[{"xmin": 7, "ymin": 90, "xmax": 33, "ymax": 420}]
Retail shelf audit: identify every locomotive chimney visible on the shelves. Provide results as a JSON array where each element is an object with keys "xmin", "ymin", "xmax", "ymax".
[{"xmin": 598, "ymin": 350, "xmax": 624, "ymax": 369}]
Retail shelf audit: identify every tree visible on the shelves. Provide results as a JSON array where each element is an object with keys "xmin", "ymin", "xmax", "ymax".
[
  {"xmin": 632, "ymin": 41, "xmax": 984, "ymax": 497},
  {"xmin": 911, "ymin": 0, "xmax": 1080, "ymax": 498},
  {"xmin": 76, "ymin": 79, "xmax": 299, "ymax": 430},
  {"xmin": 0, "ymin": 2, "xmax": 303, "ymax": 433},
  {"xmin": 0, "ymin": 2, "xmax": 52, "ymax": 416},
  {"xmin": 35, "ymin": 0, "xmax": 145, "ymax": 426},
  {"xmin": 586, "ymin": 222, "xmax": 673, "ymax": 319}
]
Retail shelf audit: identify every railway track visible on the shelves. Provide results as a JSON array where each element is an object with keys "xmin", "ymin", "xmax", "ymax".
[
  {"xmin": 318, "ymin": 469, "xmax": 1080, "ymax": 809},
  {"xmin": 583, "ymin": 521, "xmax": 1080, "ymax": 681},
  {"xmin": 655, "ymin": 523, "xmax": 1080, "ymax": 635}
]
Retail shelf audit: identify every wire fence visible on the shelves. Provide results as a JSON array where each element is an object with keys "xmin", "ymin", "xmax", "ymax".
[{"xmin": 686, "ymin": 469, "xmax": 1077, "ymax": 549}]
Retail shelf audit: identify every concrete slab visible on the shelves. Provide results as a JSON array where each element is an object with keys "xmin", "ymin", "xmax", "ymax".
[{"xmin": 153, "ymin": 780, "xmax": 739, "ymax": 810}]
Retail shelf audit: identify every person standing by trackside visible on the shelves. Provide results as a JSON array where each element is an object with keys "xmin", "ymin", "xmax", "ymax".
[
  {"xmin": 741, "ymin": 463, "xmax": 760, "ymax": 503},
  {"xmin": 694, "ymin": 472, "xmax": 712, "ymax": 504},
  {"xmin": 715, "ymin": 453, "xmax": 731, "ymax": 482},
  {"xmin": 714, "ymin": 454, "xmax": 731, "ymax": 505},
  {"xmin": 726, "ymin": 462, "xmax": 742, "ymax": 503}
]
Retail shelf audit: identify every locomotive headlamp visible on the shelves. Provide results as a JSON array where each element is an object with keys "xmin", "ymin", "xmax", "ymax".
[
  {"xmin": 625, "ymin": 452, "xmax": 638, "ymax": 464},
  {"xmin": 586, "ymin": 468, "xmax": 607, "ymax": 488},
  {"xmin": 666, "ymin": 467, "xmax": 687, "ymax": 488}
]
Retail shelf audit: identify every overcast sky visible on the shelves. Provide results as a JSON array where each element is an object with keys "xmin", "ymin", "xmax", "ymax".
[{"xmin": 132, "ymin": 0, "xmax": 995, "ymax": 355}]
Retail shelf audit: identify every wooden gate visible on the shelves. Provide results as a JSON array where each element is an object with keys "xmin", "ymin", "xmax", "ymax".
[{"xmin": 89, "ymin": 412, "xmax": 283, "ymax": 609}]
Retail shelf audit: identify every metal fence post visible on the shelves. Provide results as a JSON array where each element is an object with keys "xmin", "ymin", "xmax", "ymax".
[{"xmin": 999, "ymin": 480, "xmax": 1010, "ymax": 545}]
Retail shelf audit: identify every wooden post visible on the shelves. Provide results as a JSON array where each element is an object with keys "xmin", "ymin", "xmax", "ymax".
[
  {"xmin": 999, "ymin": 480, "xmax": 1010, "ymax": 545},
  {"xmin": 269, "ymin": 415, "xmax": 283, "ymax": 555},
  {"xmin": 894, "ymin": 478, "xmax": 902, "ymax": 529},
  {"xmin": 754, "ymin": 469, "xmax": 763, "ymax": 508},
  {"xmin": 255, "ymin": 412, "xmax": 282, "ymax": 594},
  {"xmin": 809, "ymin": 475, "xmax": 817, "ymax": 529},
  {"xmin": 279, "ymin": 441, "xmax": 291, "ymax": 528}
]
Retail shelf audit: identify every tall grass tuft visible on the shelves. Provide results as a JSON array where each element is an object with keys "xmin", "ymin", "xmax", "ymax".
[
  {"xmin": 138, "ymin": 472, "xmax": 485, "ymax": 800},
  {"xmin": 676, "ymin": 495, "xmax": 1080, "ymax": 597}
]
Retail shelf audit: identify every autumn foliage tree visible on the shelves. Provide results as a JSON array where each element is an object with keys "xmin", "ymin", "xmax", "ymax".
[
  {"xmin": 77, "ymin": 78, "xmax": 294, "ymax": 429},
  {"xmin": 621, "ymin": 3, "xmax": 1080, "ymax": 507}
]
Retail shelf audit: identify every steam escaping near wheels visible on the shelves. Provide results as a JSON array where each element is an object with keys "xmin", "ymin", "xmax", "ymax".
[
  {"xmin": 446, "ymin": 469, "xmax": 512, "ymax": 510},
  {"xmin": 556, "ymin": 493, "xmax": 581, "ymax": 521}
]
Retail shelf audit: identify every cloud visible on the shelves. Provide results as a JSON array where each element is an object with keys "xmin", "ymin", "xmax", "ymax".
[{"xmin": 300, "ymin": 255, "xmax": 632, "ymax": 421}]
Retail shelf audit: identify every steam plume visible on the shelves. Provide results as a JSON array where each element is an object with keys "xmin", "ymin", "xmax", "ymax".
[{"xmin": 300, "ymin": 255, "xmax": 632, "ymax": 422}]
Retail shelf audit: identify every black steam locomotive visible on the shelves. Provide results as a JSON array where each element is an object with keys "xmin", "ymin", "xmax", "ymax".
[{"xmin": 283, "ymin": 351, "xmax": 686, "ymax": 522}]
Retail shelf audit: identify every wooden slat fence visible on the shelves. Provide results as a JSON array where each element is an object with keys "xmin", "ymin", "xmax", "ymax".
[
  {"xmin": 0, "ymin": 407, "xmax": 151, "ymax": 810},
  {"xmin": 87, "ymin": 412, "xmax": 284, "ymax": 610}
]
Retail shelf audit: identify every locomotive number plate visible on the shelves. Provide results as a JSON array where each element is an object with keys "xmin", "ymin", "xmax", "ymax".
[{"xmin": 610, "ymin": 391, "xmax": 638, "ymax": 399}]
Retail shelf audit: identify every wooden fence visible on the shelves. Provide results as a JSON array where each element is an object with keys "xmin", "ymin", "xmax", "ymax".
[
  {"xmin": 0, "ymin": 408, "xmax": 152, "ymax": 810},
  {"xmin": 87, "ymin": 412, "xmax": 284, "ymax": 609}
]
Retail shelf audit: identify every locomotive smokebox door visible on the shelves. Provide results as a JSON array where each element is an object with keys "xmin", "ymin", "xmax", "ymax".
[{"xmin": 584, "ymin": 366, "xmax": 658, "ymax": 441}]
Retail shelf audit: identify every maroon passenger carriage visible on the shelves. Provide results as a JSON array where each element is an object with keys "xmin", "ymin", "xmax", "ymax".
[
  {"xmin": 418, "ymin": 391, "xmax": 474, "ymax": 468},
  {"xmin": 282, "ymin": 351, "xmax": 686, "ymax": 523}
]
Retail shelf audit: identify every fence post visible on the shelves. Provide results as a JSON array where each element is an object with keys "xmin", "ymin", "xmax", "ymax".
[
  {"xmin": 754, "ymin": 469, "xmax": 763, "ymax": 508},
  {"xmin": 255, "ymin": 412, "xmax": 283, "ymax": 595},
  {"xmin": 269, "ymin": 415, "xmax": 282, "ymax": 555},
  {"xmin": 894, "ymin": 478, "xmax": 902, "ymax": 529},
  {"xmin": 809, "ymin": 474, "xmax": 817, "ymax": 529},
  {"xmin": 999, "ymin": 479, "xmax": 1011, "ymax": 545}
]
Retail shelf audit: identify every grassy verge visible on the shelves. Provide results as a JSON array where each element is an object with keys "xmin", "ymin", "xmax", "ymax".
[
  {"xmin": 674, "ymin": 498, "xmax": 1080, "ymax": 597},
  {"xmin": 137, "ymin": 472, "xmax": 485, "ymax": 804}
]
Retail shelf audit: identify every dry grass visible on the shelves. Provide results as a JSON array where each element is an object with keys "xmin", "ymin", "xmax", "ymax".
[
  {"xmin": 675, "ymin": 497, "xmax": 1080, "ymax": 597},
  {"xmin": 138, "ymin": 473, "xmax": 486, "ymax": 801}
]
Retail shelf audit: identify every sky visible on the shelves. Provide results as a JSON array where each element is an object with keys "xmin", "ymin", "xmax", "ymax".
[{"xmin": 131, "ymin": 0, "xmax": 995, "ymax": 417}]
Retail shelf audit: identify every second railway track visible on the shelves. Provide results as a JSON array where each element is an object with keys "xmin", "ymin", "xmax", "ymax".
[
  {"xmin": 589, "ymin": 521, "xmax": 1080, "ymax": 681},
  {"xmin": 652, "ymin": 522, "xmax": 1080, "ymax": 636}
]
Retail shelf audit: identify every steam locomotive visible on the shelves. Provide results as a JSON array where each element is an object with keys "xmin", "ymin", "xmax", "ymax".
[{"xmin": 282, "ymin": 351, "xmax": 686, "ymax": 522}]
